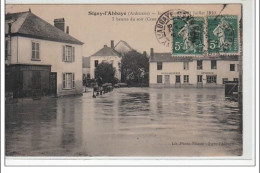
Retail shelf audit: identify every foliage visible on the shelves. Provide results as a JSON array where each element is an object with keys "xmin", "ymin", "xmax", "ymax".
[
  {"xmin": 95, "ymin": 62, "xmax": 116, "ymax": 86},
  {"xmin": 121, "ymin": 50, "xmax": 149, "ymax": 86}
]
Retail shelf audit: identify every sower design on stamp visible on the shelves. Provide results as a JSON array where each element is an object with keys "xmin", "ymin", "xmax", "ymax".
[
  {"xmin": 207, "ymin": 15, "xmax": 238, "ymax": 54},
  {"xmin": 172, "ymin": 16, "xmax": 204, "ymax": 55}
]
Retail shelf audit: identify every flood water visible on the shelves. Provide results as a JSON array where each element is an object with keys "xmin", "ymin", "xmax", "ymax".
[{"xmin": 5, "ymin": 88, "xmax": 242, "ymax": 156}]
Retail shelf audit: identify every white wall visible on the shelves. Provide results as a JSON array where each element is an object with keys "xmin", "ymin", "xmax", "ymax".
[
  {"xmin": 149, "ymin": 60, "xmax": 239, "ymax": 86},
  {"xmin": 90, "ymin": 56, "xmax": 121, "ymax": 80},
  {"xmin": 9, "ymin": 36, "xmax": 83, "ymax": 96}
]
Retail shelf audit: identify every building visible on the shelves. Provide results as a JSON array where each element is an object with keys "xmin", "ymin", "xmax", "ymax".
[
  {"xmin": 5, "ymin": 11, "xmax": 84, "ymax": 98},
  {"xmin": 82, "ymin": 56, "xmax": 90, "ymax": 79},
  {"xmin": 149, "ymin": 48, "xmax": 239, "ymax": 88},
  {"xmin": 89, "ymin": 40, "xmax": 134, "ymax": 81},
  {"xmin": 114, "ymin": 40, "xmax": 134, "ymax": 55},
  {"xmin": 89, "ymin": 40, "xmax": 121, "ymax": 80}
]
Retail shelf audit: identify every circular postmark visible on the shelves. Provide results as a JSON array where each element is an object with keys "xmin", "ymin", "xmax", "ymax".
[
  {"xmin": 155, "ymin": 9, "xmax": 190, "ymax": 47},
  {"xmin": 155, "ymin": 9, "xmax": 204, "ymax": 56}
]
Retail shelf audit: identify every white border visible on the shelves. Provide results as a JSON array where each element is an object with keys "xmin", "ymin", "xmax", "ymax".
[{"xmin": 1, "ymin": 0, "xmax": 257, "ymax": 169}]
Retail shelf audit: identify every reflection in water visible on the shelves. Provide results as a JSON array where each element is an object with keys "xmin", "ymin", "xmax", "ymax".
[{"xmin": 6, "ymin": 88, "xmax": 242, "ymax": 156}]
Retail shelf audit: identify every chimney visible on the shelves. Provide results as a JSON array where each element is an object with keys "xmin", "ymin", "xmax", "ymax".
[
  {"xmin": 66, "ymin": 26, "xmax": 69, "ymax": 34},
  {"xmin": 111, "ymin": 40, "xmax": 114, "ymax": 49},
  {"xmin": 150, "ymin": 48, "xmax": 154, "ymax": 57},
  {"xmin": 143, "ymin": 51, "xmax": 147, "ymax": 57},
  {"xmin": 54, "ymin": 18, "xmax": 65, "ymax": 32}
]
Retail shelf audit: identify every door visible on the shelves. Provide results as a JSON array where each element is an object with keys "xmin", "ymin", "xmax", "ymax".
[
  {"xmin": 175, "ymin": 75, "xmax": 181, "ymax": 88},
  {"xmin": 32, "ymin": 71, "xmax": 41, "ymax": 89},
  {"xmin": 49, "ymin": 72, "xmax": 57, "ymax": 96},
  {"xmin": 197, "ymin": 75, "xmax": 203, "ymax": 88},
  {"xmin": 164, "ymin": 75, "xmax": 170, "ymax": 85},
  {"xmin": 32, "ymin": 71, "xmax": 42, "ymax": 98}
]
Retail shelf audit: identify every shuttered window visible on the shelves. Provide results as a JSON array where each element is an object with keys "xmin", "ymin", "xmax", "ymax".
[
  {"xmin": 62, "ymin": 73, "xmax": 75, "ymax": 89},
  {"xmin": 62, "ymin": 45, "xmax": 75, "ymax": 62},
  {"xmin": 32, "ymin": 41, "xmax": 40, "ymax": 60}
]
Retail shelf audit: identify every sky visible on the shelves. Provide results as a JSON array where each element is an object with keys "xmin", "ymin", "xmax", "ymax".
[{"xmin": 5, "ymin": 4, "xmax": 241, "ymax": 57}]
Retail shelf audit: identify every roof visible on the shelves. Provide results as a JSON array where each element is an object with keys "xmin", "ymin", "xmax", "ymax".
[
  {"xmin": 150, "ymin": 53, "xmax": 239, "ymax": 62},
  {"xmin": 91, "ymin": 45, "xmax": 120, "ymax": 57},
  {"xmin": 82, "ymin": 56, "xmax": 90, "ymax": 68},
  {"xmin": 114, "ymin": 40, "xmax": 134, "ymax": 53},
  {"xmin": 5, "ymin": 11, "xmax": 83, "ymax": 45}
]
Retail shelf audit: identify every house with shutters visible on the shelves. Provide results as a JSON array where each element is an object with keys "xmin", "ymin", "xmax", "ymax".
[{"xmin": 5, "ymin": 11, "xmax": 84, "ymax": 98}]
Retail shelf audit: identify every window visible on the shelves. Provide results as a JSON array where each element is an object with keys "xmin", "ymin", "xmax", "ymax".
[
  {"xmin": 197, "ymin": 75, "xmax": 202, "ymax": 83},
  {"xmin": 206, "ymin": 75, "xmax": 217, "ymax": 83},
  {"xmin": 183, "ymin": 62, "xmax": 189, "ymax": 70},
  {"xmin": 157, "ymin": 75, "xmax": 162, "ymax": 83},
  {"xmin": 157, "ymin": 62, "xmax": 162, "ymax": 70},
  {"xmin": 62, "ymin": 73, "xmax": 75, "ymax": 89},
  {"xmin": 197, "ymin": 60, "xmax": 203, "ymax": 70},
  {"xmin": 95, "ymin": 60, "xmax": 99, "ymax": 67},
  {"xmin": 62, "ymin": 45, "xmax": 75, "ymax": 62},
  {"xmin": 234, "ymin": 78, "xmax": 239, "ymax": 82},
  {"xmin": 32, "ymin": 41, "xmax": 40, "ymax": 60},
  {"xmin": 230, "ymin": 64, "xmax": 235, "ymax": 71},
  {"xmin": 211, "ymin": 60, "xmax": 217, "ymax": 69},
  {"xmin": 222, "ymin": 78, "xmax": 228, "ymax": 84},
  {"xmin": 183, "ymin": 75, "xmax": 189, "ymax": 83}
]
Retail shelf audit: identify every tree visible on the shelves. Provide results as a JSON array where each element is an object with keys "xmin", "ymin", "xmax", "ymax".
[
  {"xmin": 121, "ymin": 50, "xmax": 149, "ymax": 86},
  {"xmin": 95, "ymin": 62, "xmax": 116, "ymax": 86}
]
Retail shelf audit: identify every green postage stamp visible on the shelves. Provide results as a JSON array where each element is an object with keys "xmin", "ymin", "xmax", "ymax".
[
  {"xmin": 172, "ymin": 17, "xmax": 204, "ymax": 56},
  {"xmin": 171, "ymin": 15, "xmax": 239, "ymax": 56},
  {"xmin": 207, "ymin": 15, "xmax": 239, "ymax": 54}
]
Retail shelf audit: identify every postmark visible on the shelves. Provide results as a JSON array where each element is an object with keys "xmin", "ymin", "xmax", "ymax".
[
  {"xmin": 207, "ymin": 15, "xmax": 239, "ymax": 54},
  {"xmin": 154, "ymin": 9, "xmax": 190, "ymax": 47},
  {"xmin": 172, "ymin": 16, "xmax": 204, "ymax": 55}
]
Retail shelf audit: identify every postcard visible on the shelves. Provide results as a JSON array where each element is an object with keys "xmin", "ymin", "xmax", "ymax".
[{"xmin": 3, "ymin": 2, "xmax": 256, "ymax": 166}]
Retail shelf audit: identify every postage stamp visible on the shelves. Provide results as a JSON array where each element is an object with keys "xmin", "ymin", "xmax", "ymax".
[
  {"xmin": 154, "ymin": 9, "xmax": 190, "ymax": 48},
  {"xmin": 207, "ymin": 15, "xmax": 239, "ymax": 54},
  {"xmin": 172, "ymin": 16, "xmax": 204, "ymax": 55}
]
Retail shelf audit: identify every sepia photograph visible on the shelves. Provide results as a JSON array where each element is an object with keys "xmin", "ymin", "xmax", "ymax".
[{"xmin": 2, "ymin": 1, "xmax": 256, "ymax": 167}]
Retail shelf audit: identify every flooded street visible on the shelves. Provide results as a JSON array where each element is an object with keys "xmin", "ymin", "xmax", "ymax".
[{"xmin": 5, "ymin": 88, "xmax": 242, "ymax": 157}]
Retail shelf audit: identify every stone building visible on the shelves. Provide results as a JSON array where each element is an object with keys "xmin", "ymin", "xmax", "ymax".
[{"xmin": 149, "ymin": 48, "xmax": 239, "ymax": 88}]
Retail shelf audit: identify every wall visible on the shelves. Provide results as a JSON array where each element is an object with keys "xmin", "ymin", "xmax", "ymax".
[
  {"xmin": 83, "ymin": 67, "xmax": 90, "ymax": 77},
  {"xmin": 90, "ymin": 56, "xmax": 121, "ymax": 80},
  {"xmin": 149, "ymin": 60, "xmax": 239, "ymax": 87},
  {"xmin": 8, "ymin": 36, "xmax": 83, "ymax": 96}
]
